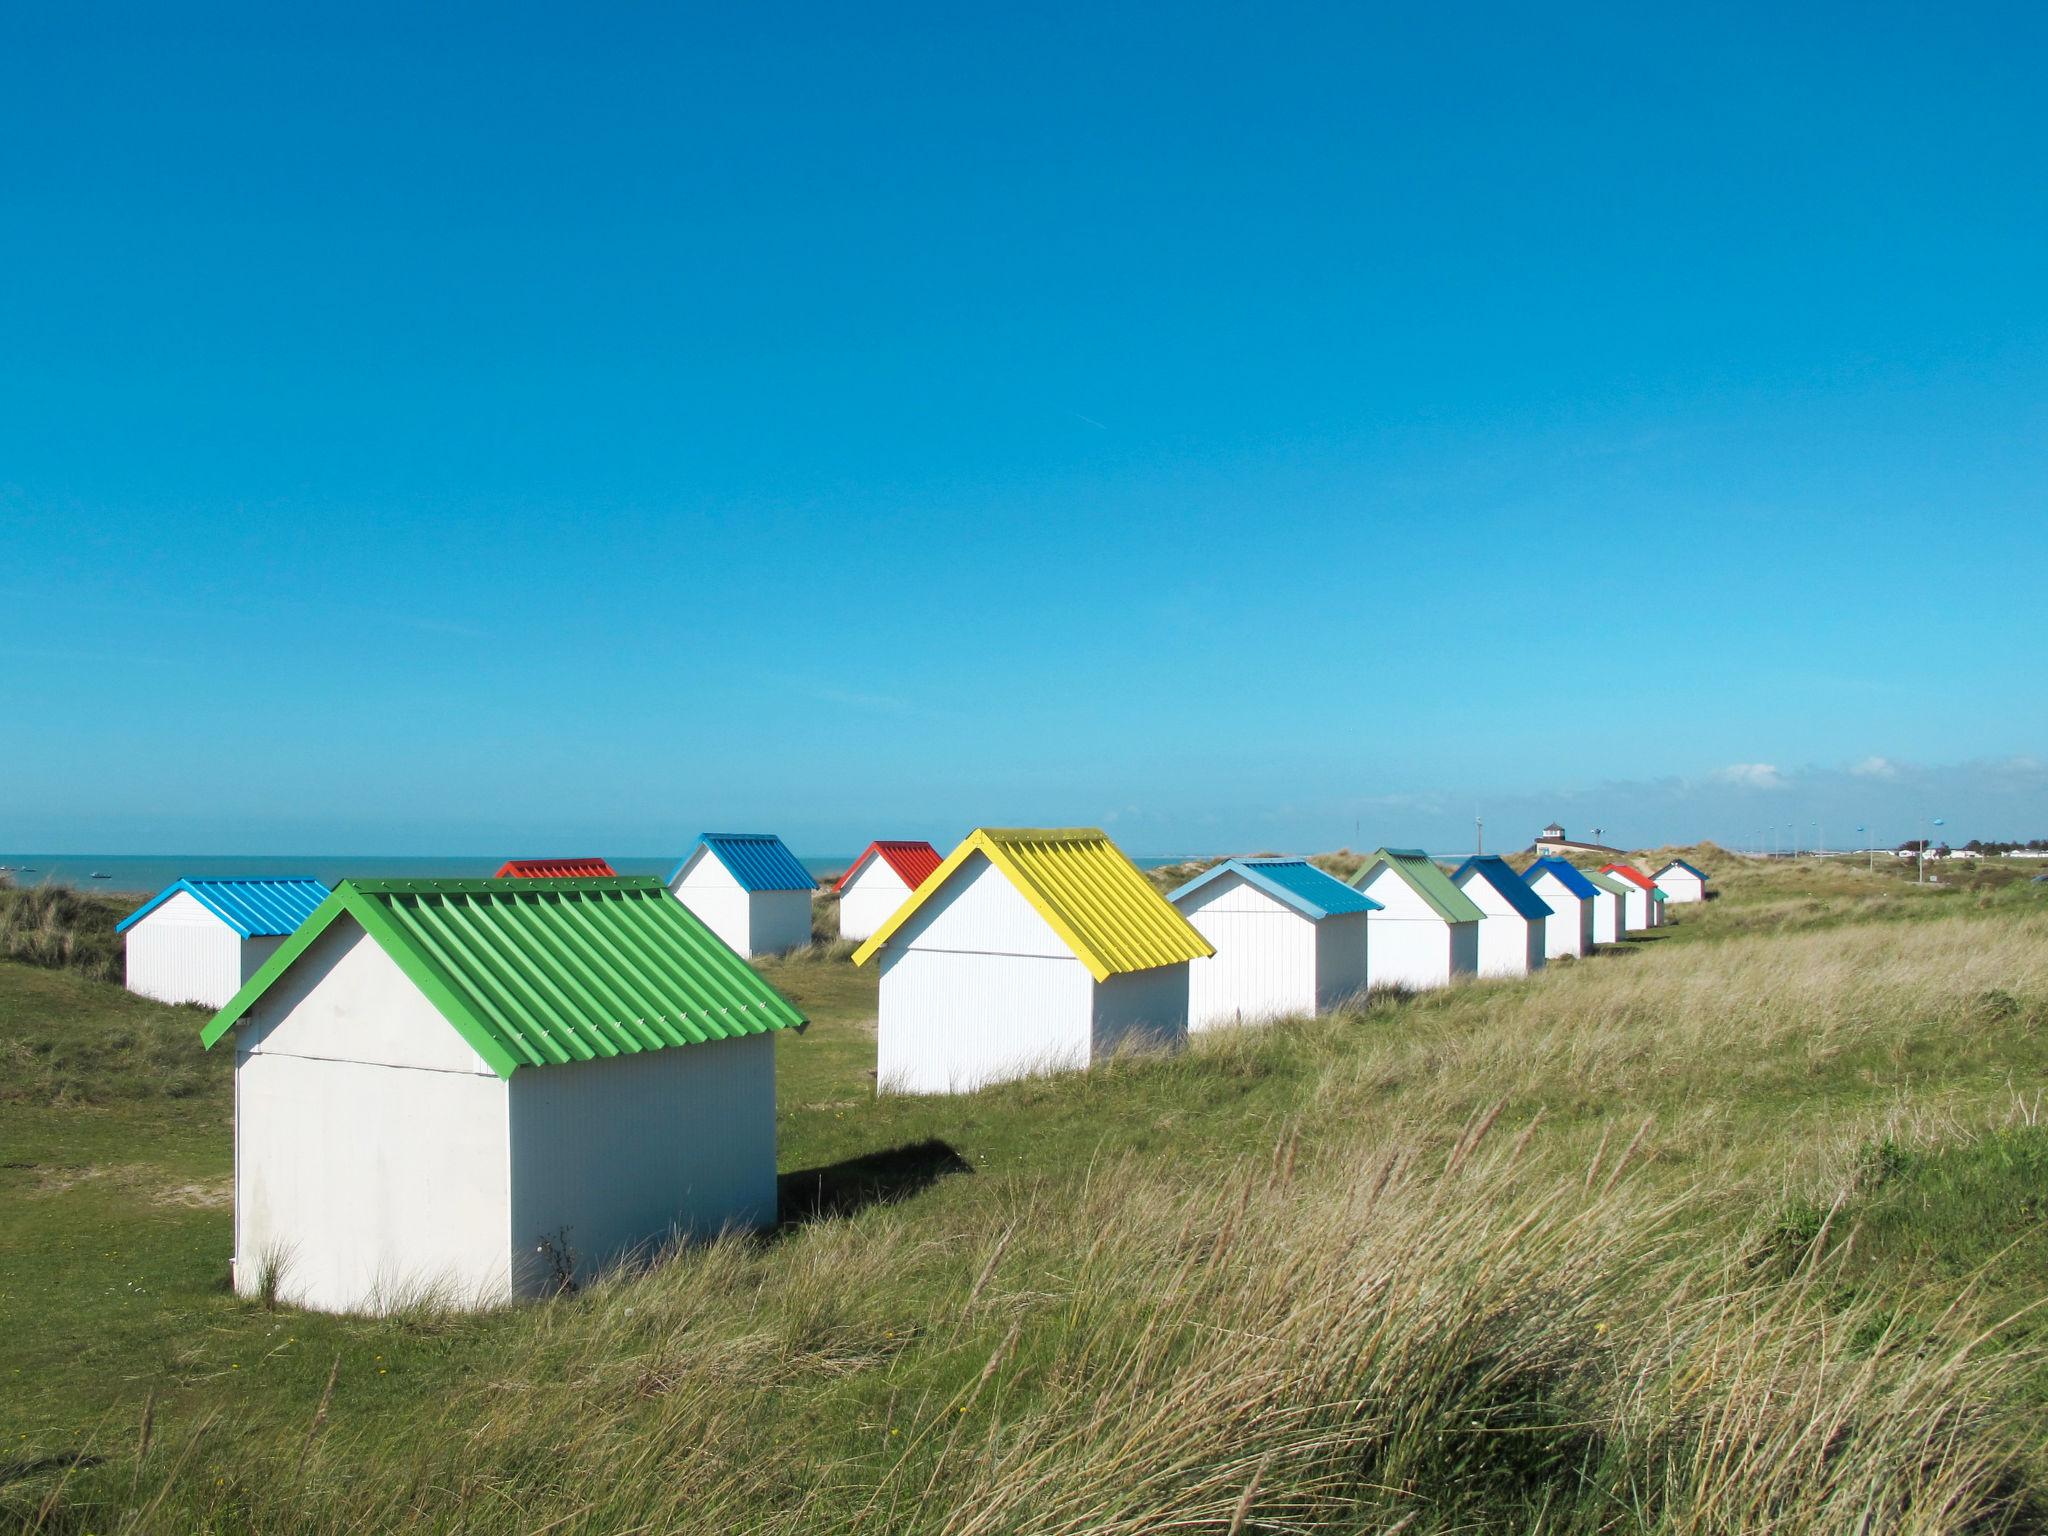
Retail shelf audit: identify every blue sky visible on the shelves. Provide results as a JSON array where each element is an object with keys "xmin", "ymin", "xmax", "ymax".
[{"xmin": 4, "ymin": 1, "xmax": 2044, "ymax": 856}]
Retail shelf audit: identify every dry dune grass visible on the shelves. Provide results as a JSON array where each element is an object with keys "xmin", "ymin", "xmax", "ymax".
[
  {"xmin": 68, "ymin": 900, "xmax": 2048, "ymax": 1534},
  {"xmin": 170, "ymin": 1121, "xmax": 2041, "ymax": 1534}
]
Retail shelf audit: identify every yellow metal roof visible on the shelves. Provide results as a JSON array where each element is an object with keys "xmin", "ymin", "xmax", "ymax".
[{"xmin": 850, "ymin": 827, "xmax": 1214, "ymax": 981}]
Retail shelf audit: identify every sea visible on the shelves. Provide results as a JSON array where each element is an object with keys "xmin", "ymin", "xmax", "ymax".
[{"xmin": 0, "ymin": 851, "xmax": 1199, "ymax": 895}]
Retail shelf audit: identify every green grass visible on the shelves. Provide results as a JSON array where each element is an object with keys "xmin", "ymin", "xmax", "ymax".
[{"xmin": 2, "ymin": 855, "xmax": 2046, "ymax": 1531}]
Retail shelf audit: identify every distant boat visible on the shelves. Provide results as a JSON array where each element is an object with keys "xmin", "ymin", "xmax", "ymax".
[{"xmin": 90, "ymin": 872, "xmax": 110, "ymax": 879}]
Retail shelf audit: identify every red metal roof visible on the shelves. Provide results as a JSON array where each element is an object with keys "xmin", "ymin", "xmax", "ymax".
[
  {"xmin": 495, "ymin": 857, "xmax": 619, "ymax": 879},
  {"xmin": 833, "ymin": 840, "xmax": 943, "ymax": 893},
  {"xmin": 1600, "ymin": 863, "xmax": 1657, "ymax": 891}
]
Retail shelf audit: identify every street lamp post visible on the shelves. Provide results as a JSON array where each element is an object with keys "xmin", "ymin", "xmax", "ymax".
[{"xmin": 1919, "ymin": 817, "xmax": 1946, "ymax": 884}]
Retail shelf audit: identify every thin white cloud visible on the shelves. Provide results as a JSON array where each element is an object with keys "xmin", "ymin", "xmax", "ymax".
[
  {"xmin": 1711, "ymin": 763, "xmax": 1786, "ymax": 790},
  {"xmin": 1850, "ymin": 756, "xmax": 1899, "ymax": 780}
]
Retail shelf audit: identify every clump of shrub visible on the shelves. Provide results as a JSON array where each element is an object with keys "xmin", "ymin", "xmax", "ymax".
[{"xmin": 0, "ymin": 875, "xmax": 130, "ymax": 983}]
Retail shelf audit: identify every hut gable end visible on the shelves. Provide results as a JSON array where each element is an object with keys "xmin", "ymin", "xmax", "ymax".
[
  {"xmin": 890, "ymin": 853, "xmax": 1075, "ymax": 963},
  {"xmin": 240, "ymin": 916, "xmax": 493, "ymax": 1077},
  {"xmin": 672, "ymin": 845, "xmax": 743, "ymax": 892},
  {"xmin": 1174, "ymin": 869, "xmax": 1298, "ymax": 919},
  {"xmin": 1357, "ymin": 865, "xmax": 1434, "ymax": 920}
]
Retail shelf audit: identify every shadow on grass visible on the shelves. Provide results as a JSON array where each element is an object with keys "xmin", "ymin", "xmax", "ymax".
[{"xmin": 777, "ymin": 1138, "xmax": 972, "ymax": 1229}]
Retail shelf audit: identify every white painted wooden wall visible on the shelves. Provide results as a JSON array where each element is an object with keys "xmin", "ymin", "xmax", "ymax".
[
  {"xmin": 1091, "ymin": 962, "xmax": 1190, "ymax": 1061},
  {"xmin": 1588, "ymin": 889, "xmax": 1624, "ymax": 944},
  {"xmin": 1175, "ymin": 873, "xmax": 1321, "ymax": 1030},
  {"xmin": 1620, "ymin": 885, "xmax": 1654, "ymax": 931},
  {"xmin": 508, "ymin": 1033, "xmax": 776, "ymax": 1293},
  {"xmin": 1316, "ymin": 912, "xmax": 1370, "ymax": 1009},
  {"xmin": 231, "ymin": 919, "xmax": 511, "ymax": 1314},
  {"xmin": 749, "ymin": 889, "xmax": 815, "ymax": 955},
  {"xmin": 1657, "ymin": 869, "xmax": 1707, "ymax": 903}
]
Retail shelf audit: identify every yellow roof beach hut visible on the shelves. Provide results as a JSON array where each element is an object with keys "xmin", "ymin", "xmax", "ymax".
[{"xmin": 852, "ymin": 828, "xmax": 1212, "ymax": 1094}]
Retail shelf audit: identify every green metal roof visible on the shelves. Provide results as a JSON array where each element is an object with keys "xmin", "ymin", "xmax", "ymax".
[
  {"xmin": 1580, "ymin": 868, "xmax": 1632, "ymax": 897},
  {"xmin": 201, "ymin": 877, "xmax": 804, "ymax": 1078},
  {"xmin": 1350, "ymin": 848, "xmax": 1486, "ymax": 924}
]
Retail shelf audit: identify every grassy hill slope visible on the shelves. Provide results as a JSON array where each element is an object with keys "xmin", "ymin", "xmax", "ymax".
[{"xmin": 3, "ymin": 856, "xmax": 2046, "ymax": 1532}]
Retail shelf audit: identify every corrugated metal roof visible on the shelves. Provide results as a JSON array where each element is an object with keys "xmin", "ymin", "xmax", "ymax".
[
  {"xmin": 1654, "ymin": 859, "xmax": 1710, "ymax": 883},
  {"xmin": 116, "ymin": 876, "xmax": 332, "ymax": 938},
  {"xmin": 496, "ymin": 857, "xmax": 619, "ymax": 879},
  {"xmin": 1601, "ymin": 863, "xmax": 1658, "ymax": 892},
  {"xmin": 1580, "ymin": 868, "xmax": 1632, "ymax": 897},
  {"xmin": 833, "ymin": 840, "xmax": 943, "ymax": 893},
  {"xmin": 852, "ymin": 828, "xmax": 1214, "ymax": 981},
  {"xmin": 1168, "ymin": 857, "xmax": 1381, "ymax": 921},
  {"xmin": 1350, "ymin": 849, "xmax": 1486, "ymax": 925},
  {"xmin": 674, "ymin": 833, "xmax": 816, "ymax": 893},
  {"xmin": 1524, "ymin": 855, "xmax": 1600, "ymax": 900},
  {"xmin": 201, "ymin": 877, "xmax": 804, "ymax": 1078},
  {"xmin": 1451, "ymin": 856, "xmax": 1554, "ymax": 921}
]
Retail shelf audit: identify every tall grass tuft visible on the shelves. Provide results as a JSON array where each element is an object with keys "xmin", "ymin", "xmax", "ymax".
[{"xmin": 0, "ymin": 876, "xmax": 130, "ymax": 983}]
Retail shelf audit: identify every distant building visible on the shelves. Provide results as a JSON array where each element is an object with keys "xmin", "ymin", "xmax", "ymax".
[
  {"xmin": 1168, "ymin": 857, "xmax": 1378, "ymax": 1030},
  {"xmin": 118, "ymin": 876, "xmax": 331, "ymax": 1009},
  {"xmin": 1652, "ymin": 859, "xmax": 1709, "ymax": 904},
  {"xmin": 1600, "ymin": 864, "xmax": 1666, "ymax": 931},
  {"xmin": 1349, "ymin": 849, "xmax": 1483, "ymax": 991},
  {"xmin": 1449, "ymin": 856, "xmax": 1551, "ymax": 978},
  {"xmin": 834, "ymin": 840, "xmax": 943, "ymax": 942},
  {"xmin": 1522, "ymin": 857, "xmax": 1600, "ymax": 959},
  {"xmin": 495, "ymin": 858, "xmax": 618, "ymax": 879},
  {"xmin": 1532, "ymin": 822, "xmax": 1621, "ymax": 856},
  {"xmin": 668, "ymin": 833, "xmax": 816, "ymax": 958},
  {"xmin": 1579, "ymin": 869, "xmax": 1632, "ymax": 944}
]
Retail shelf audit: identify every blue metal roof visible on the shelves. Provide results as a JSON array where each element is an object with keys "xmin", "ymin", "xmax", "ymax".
[
  {"xmin": 1451, "ymin": 856, "xmax": 1555, "ymax": 921},
  {"xmin": 116, "ymin": 876, "xmax": 332, "ymax": 938},
  {"xmin": 1655, "ymin": 858, "xmax": 1710, "ymax": 882},
  {"xmin": 1168, "ymin": 857, "xmax": 1380, "ymax": 921},
  {"xmin": 672, "ymin": 833, "xmax": 816, "ymax": 893},
  {"xmin": 1522, "ymin": 855, "xmax": 1600, "ymax": 901}
]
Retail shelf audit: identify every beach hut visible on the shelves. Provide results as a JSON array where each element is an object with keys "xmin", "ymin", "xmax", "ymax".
[
  {"xmin": 1601, "ymin": 863, "xmax": 1664, "ymax": 930},
  {"xmin": 1521, "ymin": 856, "xmax": 1599, "ymax": 959},
  {"xmin": 833, "ymin": 840, "xmax": 943, "ymax": 943},
  {"xmin": 1348, "ymin": 849, "xmax": 1483, "ymax": 991},
  {"xmin": 852, "ymin": 828, "xmax": 1212, "ymax": 1094},
  {"xmin": 199, "ymin": 876, "xmax": 804, "ymax": 1314},
  {"xmin": 1652, "ymin": 859, "xmax": 1710, "ymax": 904},
  {"xmin": 496, "ymin": 857, "xmax": 618, "ymax": 878},
  {"xmin": 1167, "ymin": 858, "xmax": 1379, "ymax": 1030},
  {"xmin": 1449, "ymin": 855, "xmax": 1552, "ymax": 978},
  {"xmin": 118, "ymin": 877, "xmax": 331, "ymax": 1009},
  {"xmin": 667, "ymin": 833, "xmax": 816, "ymax": 957},
  {"xmin": 1579, "ymin": 869, "xmax": 1631, "ymax": 943}
]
